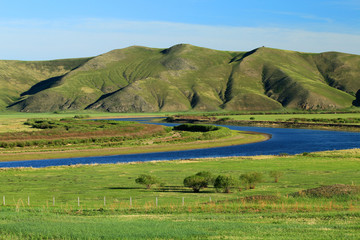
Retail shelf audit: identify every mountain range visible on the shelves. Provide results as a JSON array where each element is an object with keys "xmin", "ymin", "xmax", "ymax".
[{"xmin": 1, "ymin": 44, "xmax": 360, "ymax": 112}]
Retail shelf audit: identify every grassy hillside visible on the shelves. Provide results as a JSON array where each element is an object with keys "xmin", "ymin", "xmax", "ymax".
[
  {"xmin": 0, "ymin": 58, "xmax": 91, "ymax": 110},
  {"xmin": 4, "ymin": 45, "xmax": 360, "ymax": 112}
]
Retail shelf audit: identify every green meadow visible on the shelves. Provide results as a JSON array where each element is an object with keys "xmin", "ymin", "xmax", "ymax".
[
  {"xmin": 0, "ymin": 112, "xmax": 359, "ymax": 239},
  {"xmin": 0, "ymin": 149, "xmax": 359, "ymax": 239}
]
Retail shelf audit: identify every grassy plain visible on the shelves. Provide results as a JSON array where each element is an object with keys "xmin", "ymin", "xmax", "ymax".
[
  {"xmin": 0, "ymin": 112, "xmax": 359, "ymax": 239},
  {"xmin": 0, "ymin": 149, "xmax": 359, "ymax": 239}
]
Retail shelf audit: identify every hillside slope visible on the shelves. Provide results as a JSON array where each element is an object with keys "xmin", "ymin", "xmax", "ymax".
[
  {"xmin": 5, "ymin": 44, "xmax": 360, "ymax": 112},
  {"xmin": 0, "ymin": 58, "xmax": 91, "ymax": 110}
]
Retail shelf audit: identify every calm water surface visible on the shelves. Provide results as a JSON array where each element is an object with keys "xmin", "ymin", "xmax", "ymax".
[{"xmin": 1, "ymin": 118, "xmax": 360, "ymax": 168}]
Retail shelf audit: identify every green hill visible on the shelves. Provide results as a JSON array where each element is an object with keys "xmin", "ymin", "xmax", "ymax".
[
  {"xmin": 0, "ymin": 58, "xmax": 91, "ymax": 111},
  {"xmin": 3, "ymin": 44, "xmax": 360, "ymax": 112}
]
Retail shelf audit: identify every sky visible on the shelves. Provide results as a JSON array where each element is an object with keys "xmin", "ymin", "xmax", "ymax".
[{"xmin": 0, "ymin": 0, "xmax": 359, "ymax": 60}]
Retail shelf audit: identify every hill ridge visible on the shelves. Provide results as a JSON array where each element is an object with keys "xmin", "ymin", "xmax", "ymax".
[{"xmin": 2, "ymin": 45, "xmax": 360, "ymax": 112}]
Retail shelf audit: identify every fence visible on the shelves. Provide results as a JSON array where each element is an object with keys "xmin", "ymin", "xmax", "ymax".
[
  {"xmin": 0, "ymin": 195, "xmax": 217, "ymax": 210},
  {"xmin": 0, "ymin": 195, "xmax": 357, "ymax": 213}
]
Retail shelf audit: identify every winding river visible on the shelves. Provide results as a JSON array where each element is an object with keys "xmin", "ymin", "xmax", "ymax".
[{"xmin": 1, "ymin": 118, "xmax": 360, "ymax": 168}]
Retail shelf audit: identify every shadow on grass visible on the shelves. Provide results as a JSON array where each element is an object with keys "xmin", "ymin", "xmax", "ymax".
[
  {"xmin": 106, "ymin": 187, "xmax": 143, "ymax": 190},
  {"xmin": 107, "ymin": 186, "xmax": 215, "ymax": 193},
  {"xmin": 154, "ymin": 186, "xmax": 215, "ymax": 193}
]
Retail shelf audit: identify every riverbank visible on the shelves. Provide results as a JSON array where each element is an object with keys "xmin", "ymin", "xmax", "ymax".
[
  {"xmin": 0, "ymin": 130, "xmax": 269, "ymax": 162},
  {"xmin": 166, "ymin": 115, "xmax": 360, "ymax": 132}
]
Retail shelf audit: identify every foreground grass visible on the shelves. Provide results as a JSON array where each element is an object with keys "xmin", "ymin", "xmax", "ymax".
[
  {"xmin": 0, "ymin": 149, "xmax": 359, "ymax": 239},
  {"xmin": 0, "ymin": 211, "xmax": 358, "ymax": 239},
  {"xmin": 0, "ymin": 149, "xmax": 359, "ymax": 206}
]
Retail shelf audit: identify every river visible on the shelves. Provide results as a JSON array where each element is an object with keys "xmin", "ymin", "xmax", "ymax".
[{"xmin": 1, "ymin": 118, "xmax": 360, "ymax": 168}]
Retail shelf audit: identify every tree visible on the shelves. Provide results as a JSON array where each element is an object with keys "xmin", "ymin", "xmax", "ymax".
[
  {"xmin": 269, "ymin": 171, "xmax": 283, "ymax": 183},
  {"xmin": 135, "ymin": 174, "xmax": 160, "ymax": 189},
  {"xmin": 195, "ymin": 171, "xmax": 215, "ymax": 186},
  {"xmin": 183, "ymin": 171, "xmax": 215, "ymax": 193},
  {"xmin": 240, "ymin": 172, "xmax": 263, "ymax": 189},
  {"xmin": 183, "ymin": 175, "xmax": 208, "ymax": 193},
  {"xmin": 214, "ymin": 175, "xmax": 238, "ymax": 193}
]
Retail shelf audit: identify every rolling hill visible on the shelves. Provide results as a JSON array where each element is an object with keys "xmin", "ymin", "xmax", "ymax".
[{"xmin": 2, "ymin": 44, "xmax": 360, "ymax": 112}]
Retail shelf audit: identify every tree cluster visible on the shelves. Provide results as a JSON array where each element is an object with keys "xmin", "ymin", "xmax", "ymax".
[{"xmin": 135, "ymin": 171, "xmax": 283, "ymax": 193}]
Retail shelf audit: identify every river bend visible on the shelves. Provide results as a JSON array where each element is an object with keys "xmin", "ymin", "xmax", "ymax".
[{"xmin": 1, "ymin": 119, "xmax": 360, "ymax": 168}]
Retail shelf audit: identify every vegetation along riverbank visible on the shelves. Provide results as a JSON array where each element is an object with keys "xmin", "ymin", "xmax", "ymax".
[
  {"xmin": 166, "ymin": 111, "xmax": 360, "ymax": 131},
  {"xmin": 0, "ymin": 114, "xmax": 268, "ymax": 162}
]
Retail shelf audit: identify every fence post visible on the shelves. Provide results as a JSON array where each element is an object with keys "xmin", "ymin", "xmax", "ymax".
[
  {"xmin": 28, "ymin": 196, "xmax": 30, "ymax": 206},
  {"xmin": 53, "ymin": 197, "xmax": 55, "ymax": 206},
  {"xmin": 3, "ymin": 196, "xmax": 5, "ymax": 205},
  {"xmin": 130, "ymin": 197, "xmax": 132, "ymax": 207},
  {"xmin": 209, "ymin": 197, "xmax": 212, "ymax": 202},
  {"xmin": 182, "ymin": 197, "xmax": 184, "ymax": 206},
  {"xmin": 104, "ymin": 196, "xmax": 106, "ymax": 207},
  {"xmin": 156, "ymin": 197, "xmax": 158, "ymax": 207},
  {"xmin": 78, "ymin": 197, "xmax": 80, "ymax": 207}
]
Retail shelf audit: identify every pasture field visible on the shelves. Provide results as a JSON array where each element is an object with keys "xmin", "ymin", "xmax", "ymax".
[
  {"xmin": 0, "ymin": 112, "xmax": 165, "ymax": 133},
  {"xmin": 0, "ymin": 149, "xmax": 359, "ymax": 239}
]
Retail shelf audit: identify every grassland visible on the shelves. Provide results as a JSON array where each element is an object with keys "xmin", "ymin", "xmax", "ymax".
[
  {"xmin": 0, "ymin": 149, "xmax": 359, "ymax": 239},
  {"xmin": 0, "ymin": 112, "xmax": 359, "ymax": 239},
  {"xmin": 0, "ymin": 112, "xmax": 267, "ymax": 161}
]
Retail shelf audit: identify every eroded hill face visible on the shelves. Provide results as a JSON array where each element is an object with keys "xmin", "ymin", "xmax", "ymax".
[{"xmin": 4, "ymin": 44, "xmax": 360, "ymax": 112}]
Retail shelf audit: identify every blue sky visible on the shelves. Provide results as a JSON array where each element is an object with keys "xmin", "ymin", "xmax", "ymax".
[{"xmin": 0, "ymin": 0, "xmax": 359, "ymax": 60}]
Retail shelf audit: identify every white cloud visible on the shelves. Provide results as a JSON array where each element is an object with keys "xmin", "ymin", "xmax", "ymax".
[{"xmin": 0, "ymin": 18, "xmax": 359, "ymax": 60}]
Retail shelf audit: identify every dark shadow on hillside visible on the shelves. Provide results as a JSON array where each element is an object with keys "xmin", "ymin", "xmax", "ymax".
[
  {"xmin": 21, "ymin": 75, "xmax": 64, "ymax": 96},
  {"xmin": 85, "ymin": 88, "xmax": 123, "ymax": 109},
  {"xmin": 229, "ymin": 47, "xmax": 259, "ymax": 63}
]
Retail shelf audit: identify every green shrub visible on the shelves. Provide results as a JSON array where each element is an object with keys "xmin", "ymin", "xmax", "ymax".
[
  {"xmin": 173, "ymin": 124, "xmax": 220, "ymax": 132},
  {"xmin": 74, "ymin": 115, "xmax": 90, "ymax": 119},
  {"xmin": 195, "ymin": 171, "xmax": 215, "ymax": 185},
  {"xmin": 240, "ymin": 172, "xmax": 263, "ymax": 189},
  {"xmin": 214, "ymin": 175, "xmax": 238, "ymax": 193},
  {"xmin": 183, "ymin": 175, "xmax": 208, "ymax": 193},
  {"xmin": 269, "ymin": 171, "xmax": 283, "ymax": 183},
  {"xmin": 216, "ymin": 117, "xmax": 231, "ymax": 122},
  {"xmin": 16, "ymin": 142, "xmax": 25, "ymax": 147},
  {"xmin": 135, "ymin": 174, "xmax": 160, "ymax": 189},
  {"xmin": 183, "ymin": 171, "xmax": 215, "ymax": 193}
]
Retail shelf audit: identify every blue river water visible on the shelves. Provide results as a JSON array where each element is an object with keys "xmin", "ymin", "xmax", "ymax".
[{"xmin": 1, "ymin": 118, "xmax": 360, "ymax": 168}]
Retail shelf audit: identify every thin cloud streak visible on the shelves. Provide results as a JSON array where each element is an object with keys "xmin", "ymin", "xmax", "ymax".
[{"xmin": 0, "ymin": 19, "xmax": 359, "ymax": 60}]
